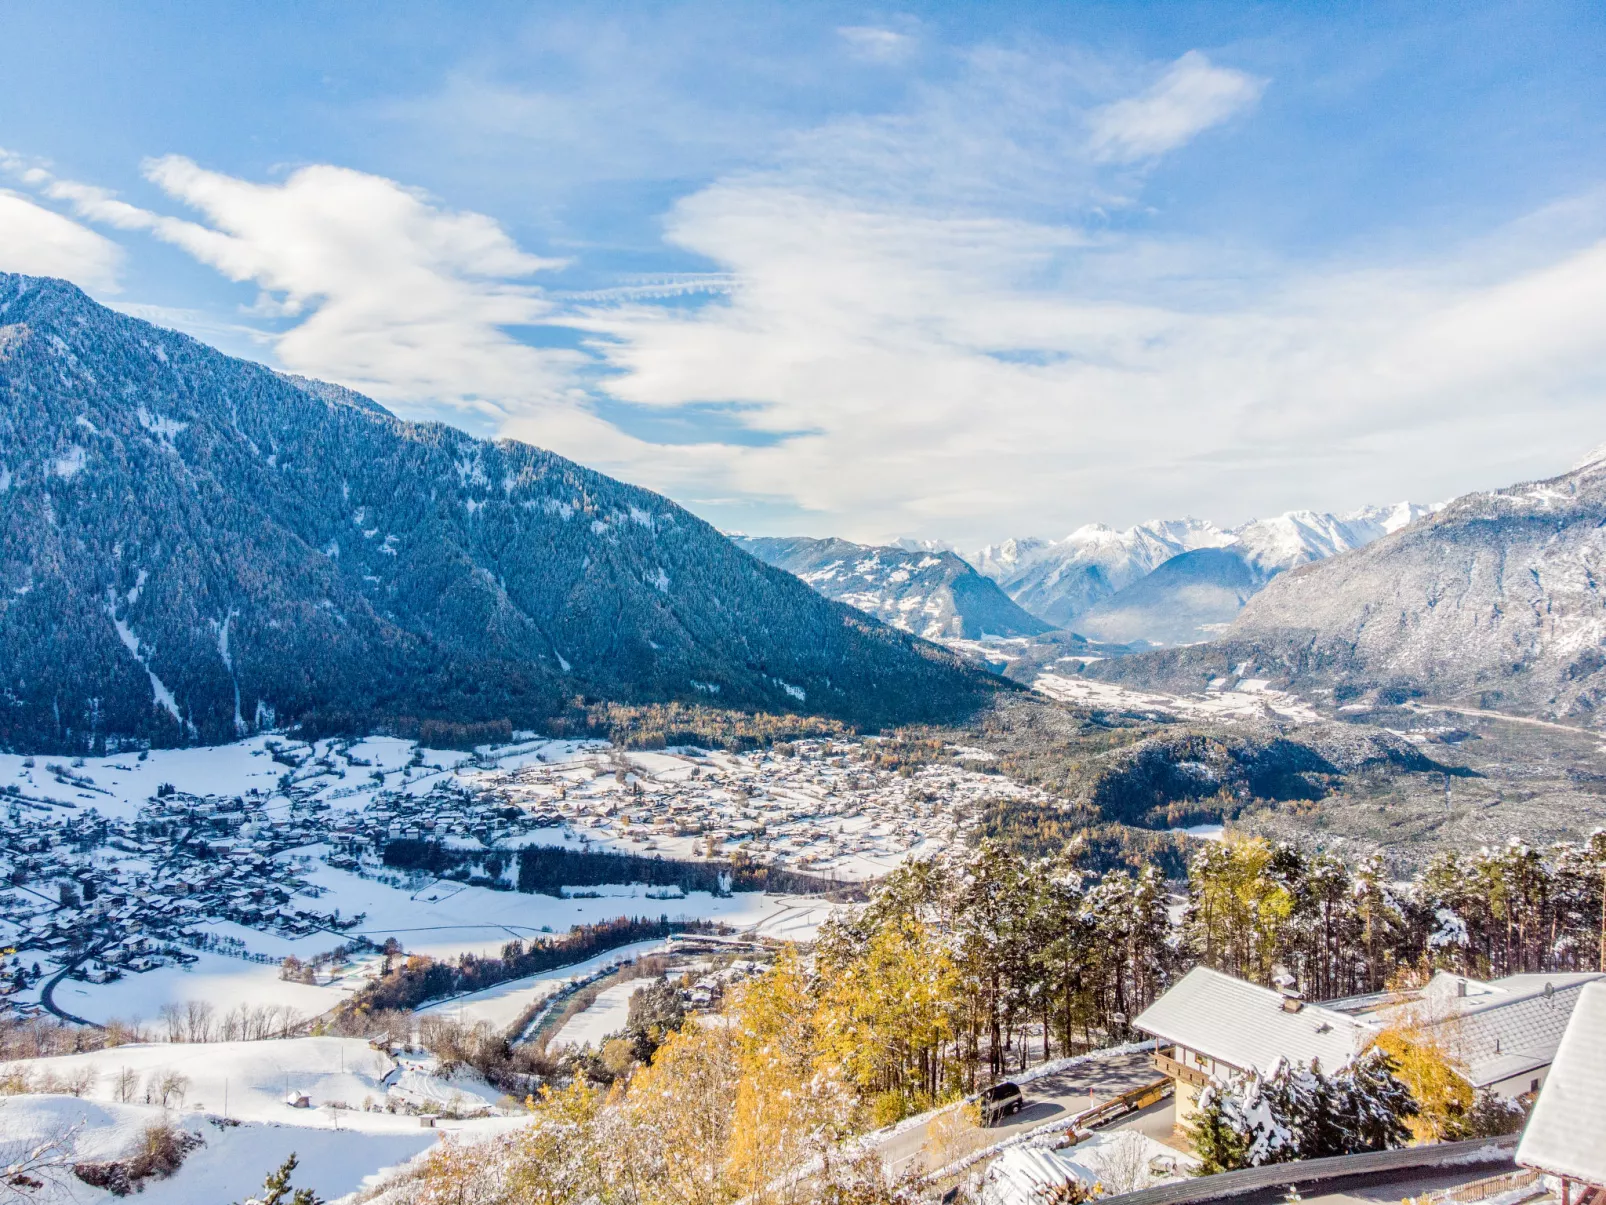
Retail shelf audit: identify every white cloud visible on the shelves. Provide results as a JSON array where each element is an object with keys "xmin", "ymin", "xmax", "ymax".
[
  {"xmin": 37, "ymin": 157, "xmax": 581, "ymax": 417},
  {"xmin": 559, "ymin": 175, "xmax": 1606, "ymax": 543},
  {"xmin": 13, "ymin": 37, "xmax": 1604, "ymax": 547},
  {"xmin": 0, "ymin": 189, "xmax": 122, "ymax": 291},
  {"xmin": 1088, "ymin": 50, "xmax": 1265, "ymax": 163},
  {"xmin": 838, "ymin": 25, "xmax": 915, "ymax": 64}
]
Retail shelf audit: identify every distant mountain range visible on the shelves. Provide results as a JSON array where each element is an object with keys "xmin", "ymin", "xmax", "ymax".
[
  {"xmin": 732, "ymin": 537, "xmax": 1049, "ymax": 641},
  {"xmin": 0, "ymin": 274, "xmax": 998, "ymax": 753},
  {"xmin": 973, "ymin": 505, "xmax": 1430, "ymax": 644},
  {"xmin": 1087, "ymin": 450, "xmax": 1606, "ymax": 723}
]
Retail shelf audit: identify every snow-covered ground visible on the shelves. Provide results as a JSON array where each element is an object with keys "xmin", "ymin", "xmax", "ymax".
[
  {"xmin": 56, "ymin": 950, "xmax": 350, "ymax": 1029},
  {"xmin": 1033, "ymin": 673, "xmax": 1321, "ymax": 725},
  {"xmin": 61, "ymin": 886, "xmax": 831, "ymax": 1027},
  {"xmin": 0, "ymin": 1093, "xmax": 438, "ymax": 1205},
  {"xmin": 549, "ymin": 980, "xmax": 643, "ymax": 1049},
  {"xmin": 1, "ymin": 1037, "xmax": 408, "ymax": 1124},
  {"xmin": 0, "ymin": 1035, "xmax": 546, "ymax": 1203},
  {"xmin": 416, "ymin": 938, "xmax": 671, "ymax": 1031}
]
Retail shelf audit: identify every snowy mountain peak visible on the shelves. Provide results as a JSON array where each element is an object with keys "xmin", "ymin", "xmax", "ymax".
[
  {"xmin": 976, "ymin": 503, "xmax": 1427, "ymax": 638},
  {"xmin": 1571, "ymin": 440, "xmax": 1606, "ymax": 473}
]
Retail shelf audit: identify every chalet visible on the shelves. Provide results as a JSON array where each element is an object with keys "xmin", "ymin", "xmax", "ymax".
[
  {"xmin": 1517, "ymin": 980, "xmax": 1606, "ymax": 1205},
  {"xmin": 1133, "ymin": 966, "xmax": 1369, "ymax": 1127},
  {"xmin": 1135, "ymin": 965, "xmax": 1603, "ymax": 1128},
  {"xmin": 1324, "ymin": 969, "xmax": 1604, "ymax": 1099}
]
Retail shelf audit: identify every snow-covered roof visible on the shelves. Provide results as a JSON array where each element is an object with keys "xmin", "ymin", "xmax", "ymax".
[
  {"xmin": 980, "ymin": 1146, "xmax": 1098, "ymax": 1205},
  {"xmin": 1133, "ymin": 966, "xmax": 1368, "ymax": 1075},
  {"xmin": 1517, "ymin": 981, "xmax": 1606, "ymax": 1185},
  {"xmin": 1328, "ymin": 971, "xmax": 1603, "ymax": 1088},
  {"xmin": 1447, "ymin": 973, "xmax": 1601, "ymax": 1088}
]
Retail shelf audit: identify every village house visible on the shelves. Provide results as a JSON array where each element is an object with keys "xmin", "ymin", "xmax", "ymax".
[
  {"xmin": 1134, "ymin": 965, "xmax": 1604, "ymax": 1129},
  {"xmin": 1517, "ymin": 980, "xmax": 1606, "ymax": 1205},
  {"xmin": 1133, "ymin": 966, "xmax": 1371, "ymax": 1127}
]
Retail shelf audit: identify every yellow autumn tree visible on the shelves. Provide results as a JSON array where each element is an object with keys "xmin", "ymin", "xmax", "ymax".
[
  {"xmin": 725, "ymin": 949, "xmax": 856, "ymax": 1205},
  {"xmin": 1185, "ymin": 836, "xmax": 1295, "ymax": 984},
  {"xmin": 816, "ymin": 915, "xmax": 961, "ymax": 1124},
  {"xmin": 1371, "ymin": 982, "xmax": 1473, "ymax": 1143}
]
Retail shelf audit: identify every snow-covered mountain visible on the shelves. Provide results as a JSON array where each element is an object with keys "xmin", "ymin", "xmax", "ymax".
[
  {"xmin": 1088, "ymin": 451, "xmax": 1606, "ymax": 725},
  {"xmin": 974, "ymin": 519, "xmax": 1232, "ymax": 629},
  {"xmin": 1225, "ymin": 460, "xmax": 1606, "ymax": 719},
  {"xmin": 976, "ymin": 504, "xmax": 1432, "ymax": 643},
  {"xmin": 734, "ymin": 536, "xmax": 1049, "ymax": 641},
  {"xmin": 0, "ymin": 274, "xmax": 997, "ymax": 751}
]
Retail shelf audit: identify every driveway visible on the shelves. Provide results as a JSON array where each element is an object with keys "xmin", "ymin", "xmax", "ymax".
[{"xmin": 877, "ymin": 1049, "xmax": 1161, "ymax": 1177}]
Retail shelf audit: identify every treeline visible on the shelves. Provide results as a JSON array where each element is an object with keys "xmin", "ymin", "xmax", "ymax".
[
  {"xmin": 1186, "ymin": 832, "xmax": 1606, "ymax": 999},
  {"xmin": 346, "ymin": 916, "xmax": 723, "ymax": 1014},
  {"xmin": 546, "ymin": 699, "xmax": 855, "ymax": 752},
  {"xmin": 381, "ymin": 841, "xmax": 855, "ymax": 898},
  {"xmin": 516, "ymin": 846, "xmax": 853, "ymax": 897}
]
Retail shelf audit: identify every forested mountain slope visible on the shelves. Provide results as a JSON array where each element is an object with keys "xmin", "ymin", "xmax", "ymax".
[
  {"xmin": 0, "ymin": 274, "xmax": 998, "ymax": 752},
  {"xmin": 734, "ymin": 535, "xmax": 1049, "ymax": 640}
]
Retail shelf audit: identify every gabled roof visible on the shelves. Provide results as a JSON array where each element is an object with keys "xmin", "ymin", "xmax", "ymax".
[
  {"xmin": 1517, "ymin": 981, "xmax": 1606, "ymax": 1185},
  {"xmin": 1328, "ymin": 971, "xmax": 1603, "ymax": 1088},
  {"xmin": 1450, "ymin": 975, "xmax": 1599, "ymax": 1088},
  {"xmin": 1133, "ymin": 966, "xmax": 1368, "ymax": 1075}
]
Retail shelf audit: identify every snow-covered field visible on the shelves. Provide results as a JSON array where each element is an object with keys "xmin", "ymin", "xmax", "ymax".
[
  {"xmin": 56, "ymin": 950, "xmax": 350, "ymax": 1029},
  {"xmin": 0, "ymin": 1093, "xmax": 437, "ymax": 1204},
  {"xmin": 1033, "ymin": 672, "xmax": 1321, "ymax": 725},
  {"xmin": 549, "ymin": 980, "xmax": 643, "ymax": 1049},
  {"xmin": 416, "ymin": 938, "xmax": 671, "ymax": 1031},
  {"xmin": 59, "ymin": 882, "xmax": 833, "ymax": 1027}
]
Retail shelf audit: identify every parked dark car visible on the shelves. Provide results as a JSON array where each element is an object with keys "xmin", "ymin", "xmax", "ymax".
[{"xmin": 980, "ymin": 1081, "xmax": 1024, "ymax": 1125}]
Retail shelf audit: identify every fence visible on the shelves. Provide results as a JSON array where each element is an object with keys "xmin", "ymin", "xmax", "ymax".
[{"xmin": 1102, "ymin": 1135, "xmax": 1520, "ymax": 1205}]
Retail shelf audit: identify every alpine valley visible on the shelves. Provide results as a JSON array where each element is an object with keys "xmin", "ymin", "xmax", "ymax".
[{"xmin": 3, "ymin": 271, "xmax": 1606, "ymax": 1205}]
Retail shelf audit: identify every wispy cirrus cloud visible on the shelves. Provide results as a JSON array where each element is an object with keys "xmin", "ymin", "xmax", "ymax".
[
  {"xmin": 837, "ymin": 25, "xmax": 916, "ymax": 65},
  {"xmin": 1088, "ymin": 50, "xmax": 1265, "ymax": 163}
]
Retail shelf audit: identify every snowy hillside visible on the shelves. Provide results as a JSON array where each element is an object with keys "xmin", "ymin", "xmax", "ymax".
[
  {"xmin": 0, "ymin": 1040, "xmax": 499, "ymax": 1202},
  {"xmin": 734, "ymin": 536, "xmax": 1049, "ymax": 641},
  {"xmin": 1223, "ymin": 458, "xmax": 1606, "ymax": 720}
]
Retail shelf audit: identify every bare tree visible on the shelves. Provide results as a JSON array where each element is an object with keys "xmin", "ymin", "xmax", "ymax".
[
  {"xmin": 183, "ymin": 1001, "xmax": 215, "ymax": 1044},
  {"xmin": 1096, "ymin": 1132, "xmax": 1152, "ymax": 1197},
  {"xmin": 0, "ymin": 1107, "xmax": 80, "ymax": 1202}
]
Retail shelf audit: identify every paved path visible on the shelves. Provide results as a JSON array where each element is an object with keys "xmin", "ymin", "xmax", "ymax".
[{"xmin": 876, "ymin": 1049, "xmax": 1159, "ymax": 1177}]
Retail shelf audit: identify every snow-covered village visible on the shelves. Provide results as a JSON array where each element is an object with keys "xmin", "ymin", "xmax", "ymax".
[{"xmin": 0, "ymin": 732, "xmax": 1041, "ymax": 1027}]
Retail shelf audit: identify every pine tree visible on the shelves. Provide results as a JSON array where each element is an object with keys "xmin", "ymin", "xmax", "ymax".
[{"xmin": 239, "ymin": 1154, "xmax": 321, "ymax": 1205}]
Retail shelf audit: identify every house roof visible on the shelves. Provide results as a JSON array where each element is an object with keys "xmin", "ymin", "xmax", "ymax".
[
  {"xmin": 1133, "ymin": 966, "xmax": 1368, "ymax": 1075},
  {"xmin": 1328, "ymin": 971, "xmax": 1603, "ymax": 1089},
  {"xmin": 1517, "ymin": 981, "xmax": 1606, "ymax": 1185},
  {"xmin": 1448, "ymin": 974, "xmax": 1600, "ymax": 1088}
]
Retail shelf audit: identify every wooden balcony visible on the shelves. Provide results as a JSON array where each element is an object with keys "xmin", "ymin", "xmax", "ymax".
[{"xmin": 1152, "ymin": 1047, "xmax": 1211, "ymax": 1088}]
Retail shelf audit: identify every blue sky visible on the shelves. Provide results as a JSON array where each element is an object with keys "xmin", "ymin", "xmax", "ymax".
[{"xmin": 3, "ymin": 1, "xmax": 1606, "ymax": 544}]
